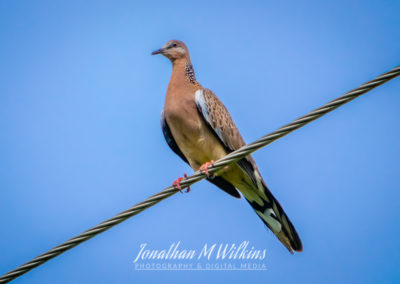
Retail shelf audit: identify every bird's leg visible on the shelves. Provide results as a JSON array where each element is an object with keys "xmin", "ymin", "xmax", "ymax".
[
  {"xmin": 199, "ymin": 160, "xmax": 215, "ymax": 177},
  {"xmin": 172, "ymin": 173, "xmax": 191, "ymax": 193}
]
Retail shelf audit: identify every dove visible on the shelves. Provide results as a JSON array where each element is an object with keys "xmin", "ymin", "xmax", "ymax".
[{"xmin": 152, "ymin": 40, "xmax": 302, "ymax": 253}]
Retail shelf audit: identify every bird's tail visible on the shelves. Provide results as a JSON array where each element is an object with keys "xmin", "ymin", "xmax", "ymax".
[{"xmin": 241, "ymin": 179, "xmax": 302, "ymax": 253}]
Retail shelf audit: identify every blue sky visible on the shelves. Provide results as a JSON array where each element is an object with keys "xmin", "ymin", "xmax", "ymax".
[{"xmin": 1, "ymin": 0, "xmax": 399, "ymax": 283}]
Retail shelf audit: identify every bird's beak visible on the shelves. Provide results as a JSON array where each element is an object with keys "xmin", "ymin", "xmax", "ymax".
[{"xmin": 151, "ymin": 48, "xmax": 164, "ymax": 55}]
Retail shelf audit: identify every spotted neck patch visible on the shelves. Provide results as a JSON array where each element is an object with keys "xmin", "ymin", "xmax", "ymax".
[{"xmin": 185, "ymin": 62, "xmax": 197, "ymax": 84}]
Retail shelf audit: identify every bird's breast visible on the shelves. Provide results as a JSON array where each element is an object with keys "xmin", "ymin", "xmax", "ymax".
[
  {"xmin": 164, "ymin": 91, "xmax": 227, "ymax": 170},
  {"xmin": 164, "ymin": 95, "xmax": 202, "ymax": 147}
]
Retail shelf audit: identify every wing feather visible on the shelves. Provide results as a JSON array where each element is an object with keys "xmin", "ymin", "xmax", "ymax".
[
  {"xmin": 195, "ymin": 89, "xmax": 259, "ymax": 185},
  {"xmin": 194, "ymin": 89, "xmax": 303, "ymax": 252}
]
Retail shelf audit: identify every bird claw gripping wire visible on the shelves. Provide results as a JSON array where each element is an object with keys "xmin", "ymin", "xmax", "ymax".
[{"xmin": 172, "ymin": 173, "xmax": 191, "ymax": 193}]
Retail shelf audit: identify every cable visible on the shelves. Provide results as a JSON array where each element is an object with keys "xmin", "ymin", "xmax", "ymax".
[{"xmin": 0, "ymin": 65, "xmax": 399, "ymax": 283}]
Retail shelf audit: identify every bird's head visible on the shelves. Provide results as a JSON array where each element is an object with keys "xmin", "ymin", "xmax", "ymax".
[{"xmin": 151, "ymin": 40, "xmax": 189, "ymax": 62}]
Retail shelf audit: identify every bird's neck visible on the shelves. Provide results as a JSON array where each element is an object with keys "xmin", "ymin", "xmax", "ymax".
[
  {"xmin": 164, "ymin": 58, "xmax": 200, "ymax": 116},
  {"xmin": 170, "ymin": 58, "xmax": 198, "ymax": 86}
]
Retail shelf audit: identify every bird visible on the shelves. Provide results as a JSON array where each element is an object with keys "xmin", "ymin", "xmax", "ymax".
[{"xmin": 152, "ymin": 40, "xmax": 302, "ymax": 253}]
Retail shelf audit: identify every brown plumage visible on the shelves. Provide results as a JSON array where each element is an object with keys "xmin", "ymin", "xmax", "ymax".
[{"xmin": 153, "ymin": 40, "xmax": 302, "ymax": 253}]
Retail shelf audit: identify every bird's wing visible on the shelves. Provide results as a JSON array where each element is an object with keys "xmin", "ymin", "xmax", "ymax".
[
  {"xmin": 195, "ymin": 88, "xmax": 259, "ymax": 185},
  {"xmin": 195, "ymin": 89, "xmax": 302, "ymax": 253},
  {"xmin": 161, "ymin": 111, "xmax": 240, "ymax": 198}
]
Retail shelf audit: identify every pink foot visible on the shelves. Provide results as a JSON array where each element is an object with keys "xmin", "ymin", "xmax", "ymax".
[
  {"xmin": 199, "ymin": 160, "xmax": 215, "ymax": 176},
  {"xmin": 172, "ymin": 173, "xmax": 190, "ymax": 193}
]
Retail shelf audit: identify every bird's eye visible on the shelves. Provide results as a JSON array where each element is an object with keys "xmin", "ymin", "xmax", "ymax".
[{"xmin": 171, "ymin": 43, "xmax": 177, "ymax": 48}]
